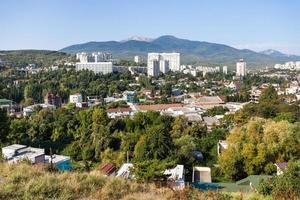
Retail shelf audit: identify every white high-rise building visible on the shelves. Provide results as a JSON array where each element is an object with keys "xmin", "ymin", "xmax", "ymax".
[
  {"xmin": 223, "ymin": 66, "xmax": 228, "ymax": 74},
  {"xmin": 147, "ymin": 60, "xmax": 160, "ymax": 77},
  {"xmin": 236, "ymin": 59, "xmax": 247, "ymax": 77},
  {"xmin": 134, "ymin": 55, "xmax": 144, "ymax": 64},
  {"xmin": 159, "ymin": 60, "xmax": 169, "ymax": 74},
  {"xmin": 76, "ymin": 52, "xmax": 112, "ymax": 63},
  {"xmin": 75, "ymin": 52, "xmax": 113, "ymax": 74},
  {"xmin": 147, "ymin": 52, "xmax": 180, "ymax": 73}
]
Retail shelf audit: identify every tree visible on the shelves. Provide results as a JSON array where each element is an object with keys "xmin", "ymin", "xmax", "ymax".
[
  {"xmin": 219, "ymin": 118, "xmax": 300, "ymax": 180},
  {"xmin": 0, "ymin": 109, "xmax": 9, "ymax": 144},
  {"xmin": 91, "ymin": 108, "xmax": 110, "ymax": 160},
  {"xmin": 259, "ymin": 85, "xmax": 279, "ymax": 104},
  {"xmin": 131, "ymin": 159, "xmax": 175, "ymax": 182},
  {"xmin": 258, "ymin": 162, "xmax": 300, "ymax": 199},
  {"xmin": 139, "ymin": 124, "xmax": 174, "ymax": 161},
  {"xmin": 272, "ymin": 162, "xmax": 300, "ymax": 199}
]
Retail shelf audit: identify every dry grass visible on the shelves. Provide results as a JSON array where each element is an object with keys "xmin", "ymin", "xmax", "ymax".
[{"xmin": 0, "ymin": 162, "xmax": 271, "ymax": 200}]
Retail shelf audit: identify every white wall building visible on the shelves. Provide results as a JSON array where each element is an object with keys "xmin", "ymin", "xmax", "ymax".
[
  {"xmin": 76, "ymin": 52, "xmax": 113, "ymax": 74},
  {"xmin": 147, "ymin": 52, "xmax": 180, "ymax": 76},
  {"xmin": 223, "ymin": 66, "xmax": 228, "ymax": 74},
  {"xmin": 76, "ymin": 62, "xmax": 113, "ymax": 75},
  {"xmin": 134, "ymin": 55, "xmax": 144, "ymax": 64},
  {"xmin": 159, "ymin": 60, "xmax": 169, "ymax": 74},
  {"xmin": 69, "ymin": 93, "xmax": 83, "ymax": 104},
  {"xmin": 147, "ymin": 59, "xmax": 160, "ymax": 77},
  {"xmin": 236, "ymin": 59, "xmax": 247, "ymax": 77}
]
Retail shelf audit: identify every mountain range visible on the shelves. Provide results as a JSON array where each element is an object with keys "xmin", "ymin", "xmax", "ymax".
[{"xmin": 60, "ymin": 35, "xmax": 300, "ymax": 68}]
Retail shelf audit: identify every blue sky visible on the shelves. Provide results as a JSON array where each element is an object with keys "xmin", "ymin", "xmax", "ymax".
[{"xmin": 1, "ymin": 0, "xmax": 300, "ymax": 54}]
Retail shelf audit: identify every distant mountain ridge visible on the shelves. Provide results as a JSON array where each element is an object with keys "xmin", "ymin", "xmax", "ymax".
[{"xmin": 60, "ymin": 35, "xmax": 300, "ymax": 68}]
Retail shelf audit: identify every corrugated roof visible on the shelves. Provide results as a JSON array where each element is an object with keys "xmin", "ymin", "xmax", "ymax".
[{"xmin": 99, "ymin": 163, "xmax": 116, "ymax": 175}]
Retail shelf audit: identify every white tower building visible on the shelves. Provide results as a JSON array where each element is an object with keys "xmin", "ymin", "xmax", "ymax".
[
  {"xmin": 223, "ymin": 66, "xmax": 228, "ymax": 74},
  {"xmin": 236, "ymin": 59, "xmax": 246, "ymax": 77},
  {"xmin": 147, "ymin": 60, "xmax": 160, "ymax": 77},
  {"xmin": 147, "ymin": 52, "xmax": 180, "ymax": 74}
]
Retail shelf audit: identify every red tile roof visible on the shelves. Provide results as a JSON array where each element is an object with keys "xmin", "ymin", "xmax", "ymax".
[
  {"xmin": 136, "ymin": 103, "xmax": 183, "ymax": 111},
  {"xmin": 106, "ymin": 107, "xmax": 132, "ymax": 113}
]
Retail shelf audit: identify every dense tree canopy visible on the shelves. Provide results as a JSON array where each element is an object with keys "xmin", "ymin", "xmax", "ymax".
[{"xmin": 219, "ymin": 118, "xmax": 300, "ymax": 180}]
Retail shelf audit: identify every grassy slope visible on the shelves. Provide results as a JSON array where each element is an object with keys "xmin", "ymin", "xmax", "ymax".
[{"xmin": 0, "ymin": 162, "xmax": 270, "ymax": 200}]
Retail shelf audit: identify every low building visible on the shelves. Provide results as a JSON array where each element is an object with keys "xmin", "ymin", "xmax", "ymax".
[
  {"xmin": 2, "ymin": 144, "xmax": 45, "ymax": 164},
  {"xmin": 98, "ymin": 163, "xmax": 116, "ymax": 176},
  {"xmin": 116, "ymin": 163, "xmax": 134, "ymax": 179},
  {"xmin": 45, "ymin": 154, "xmax": 71, "ymax": 171},
  {"xmin": 23, "ymin": 104, "xmax": 55, "ymax": 116},
  {"xmin": 0, "ymin": 99, "xmax": 14, "ymax": 111},
  {"xmin": 274, "ymin": 162, "xmax": 288, "ymax": 175},
  {"xmin": 123, "ymin": 91, "xmax": 137, "ymax": 103},
  {"xmin": 184, "ymin": 95, "xmax": 224, "ymax": 109},
  {"xmin": 69, "ymin": 93, "xmax": 83, "ymax": 104},
  {"xmin": 87, "ymin": 96, "xmax": 102, "ymax": 104},
  {"xmin": 203, "ymin": 116, "xmax": 220, "ymax": 130},
  {"xmin": 161, "ymin": 107, "xmax": 202, "ymax": 122},
  {"xmin": 76, "ymin": 102, "xmax": 90, "ymax": 108},
  {"xmin": 225, "ymin": 102, "xmax": 247, "ymax": 113},
  {"xmin": 106, "ymin": 107, "xmax": 133, "ymax": 118},
  {"xmin": 164, "ymin": 165, "xmax": 185, "ymax": 189},
  {"xmin": 192, "ymin": 167, "xmax": 212, "ymax": 183},
  {"xmin": 2, "ymin": 144, "xmax": 71, "ymax": 170}
]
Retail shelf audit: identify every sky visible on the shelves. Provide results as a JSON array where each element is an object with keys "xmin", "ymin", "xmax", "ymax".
[{"xmin": 1, "ymin": 0, "xmax": 300, "ymax": 54}]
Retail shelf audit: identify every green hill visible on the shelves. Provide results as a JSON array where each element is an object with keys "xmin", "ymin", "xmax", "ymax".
[{"xmin": 60, "ymin": 35, "xmax": 300, "ymax": 68}]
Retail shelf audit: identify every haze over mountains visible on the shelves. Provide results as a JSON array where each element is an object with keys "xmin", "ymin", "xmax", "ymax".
[{"xmin": 60, "ymin": 35, "xmax": 300, "ymax": 68}]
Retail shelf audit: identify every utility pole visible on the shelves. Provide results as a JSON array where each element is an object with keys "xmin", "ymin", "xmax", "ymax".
[{"xmin": 50, "ymin": 147, "xmax": 53, "ymax": 170}]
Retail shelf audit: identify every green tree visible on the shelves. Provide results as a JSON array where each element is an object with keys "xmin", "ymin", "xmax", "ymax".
[{"xmin": 0, "ymin": 109, "xmax": 9, "ymax": 144}]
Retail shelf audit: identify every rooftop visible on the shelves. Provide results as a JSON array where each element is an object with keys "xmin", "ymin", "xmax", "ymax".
[
  {"xmin": 0, "ymin": 99, "xmax": 13, "ymax": 105},
  {"xmin": 106, "ymin": 107, "xmax": 132, "ymax": 113},
  {"xmin": 2, "ymin": 144, "xmax": 27, "ymax": 151},
  {"xmin": 98, "ymin": 163, "xmax": 116, "ymax": 176},
  {"xmin": 275, "ymin": 162, "xmax": 288, "ymax": 170},
  {"xmin": 45, "ymin": 154, "xmax": 70, "ymax": 164},
  {"xmin": 136, "ymin": 104, "xmax": 183, "ymax": 111}
]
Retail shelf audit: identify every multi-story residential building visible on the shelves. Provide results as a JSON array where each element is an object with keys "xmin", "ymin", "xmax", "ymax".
[
  {"xmin": 147, "ymin": 59, "xmax": 160, "ymax": 77},
  {"xmin": 159, "ymin": 60, "xmax": 169, "ymax": 74},
  {"xmin": 274, "ymin": 61, "xmax": 300, "ymax": 70},
  {"xmin": 147, "ymin": 52, "xmax": 180, "ymax": 75},
  {"xmin": 134, "ymin": 55, "xmax": 145, "ymax": 64},
  {"xmin": 223, "ymin": 66, "xmax": 228, "ymax": 74},
  {"xmin": 76, "ymin": 52, "xmax": 113, "ymax": 74},
  {"xmin": 236, "ymin": 59, "xmax": 247, "ymax": 77},
  {"xmin": 76, "ymin": 52, "xmax": 112, "ymax": 62},
  {"xmin": 76, "ymin": 62, "xmax": 113, "ymax": 74}
]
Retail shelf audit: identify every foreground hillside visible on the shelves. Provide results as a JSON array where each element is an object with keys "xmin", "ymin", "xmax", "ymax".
[{"xmin": 0, "ymin": 162, "xmax": 269, "ymax": 200}]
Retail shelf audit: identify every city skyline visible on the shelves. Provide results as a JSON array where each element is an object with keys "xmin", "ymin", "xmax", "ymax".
[{"xmin": 1, "ymin": 0, "xmax": 300, "ymax": 54}]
